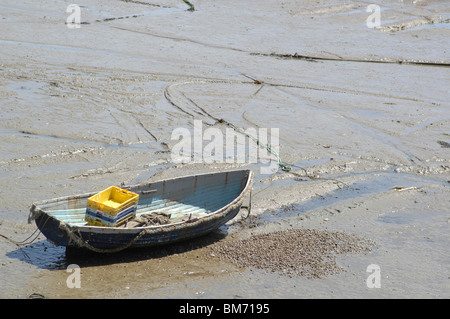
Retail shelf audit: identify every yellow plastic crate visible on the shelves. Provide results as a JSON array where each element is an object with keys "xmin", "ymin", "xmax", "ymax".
[{"xmin": 85, "ymin": 186, "xmax": 139, "ymax": 227}]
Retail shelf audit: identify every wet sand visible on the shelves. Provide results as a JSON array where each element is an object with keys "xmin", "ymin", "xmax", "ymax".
[{"xmin": 0, "ymin": 0, "xmax": 449, "ymax": 298}]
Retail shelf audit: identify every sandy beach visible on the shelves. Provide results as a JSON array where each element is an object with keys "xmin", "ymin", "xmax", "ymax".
[{"xmin": 0, "ymin": 0, "xmax": 449, "ymax": 299}]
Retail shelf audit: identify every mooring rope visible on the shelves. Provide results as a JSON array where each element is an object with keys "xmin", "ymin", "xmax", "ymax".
[
  {"xmin": 0, "ymin": 228, "xmax": 40, "ymax": 246},
  {"xmin": 223, "ymin": 121, "xmax": 292, "ymax": 172},
  {"xmin": 0, "ymin": 214, "xmax": 50, "ymax": 247},
  {"xmin": 165, "ymin": 81, "xmax": 292, "ymax": 173},
  {"xmin": 58, "ymin": 222, "xmax": 151, "ymax": 253}
]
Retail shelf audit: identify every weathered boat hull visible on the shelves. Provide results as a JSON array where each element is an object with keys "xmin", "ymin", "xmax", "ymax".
[
  {"xmin": 33, "ymin": 205, "xmax": 241, "ymax": 249},
  {"xmin": 29, "ymin": 170, "xmax": 253, "ymax": 252}
]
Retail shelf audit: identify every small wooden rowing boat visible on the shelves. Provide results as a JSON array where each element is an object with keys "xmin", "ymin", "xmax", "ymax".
[{"xmin": 28, "ymin": 170, "xmax": 253, "ymax": 253}]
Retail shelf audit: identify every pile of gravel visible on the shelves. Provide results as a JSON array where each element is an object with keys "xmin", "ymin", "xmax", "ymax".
[{"xmin": 213, "ymin": 229, "xmax": 374, "ymax": 279}]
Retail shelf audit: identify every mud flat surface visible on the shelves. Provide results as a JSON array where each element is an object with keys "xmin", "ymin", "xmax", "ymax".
[{"xmin": 0, "ymin": 0, "xmax": 449, "ymax": 299}]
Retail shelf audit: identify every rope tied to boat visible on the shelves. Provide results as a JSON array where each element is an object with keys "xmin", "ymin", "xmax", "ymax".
[
  {"xmin": 224, "ymin": 121, "xmax": 292, "ymax": 172},
  {"xmin": 58, "ymin": 221, "xmax": 151, "ymax": 253},
  {"xmin": 0, "ymin": 228, "xmax": 41, "ymax": 247},
  {"xmin": 0, "ymin": 208, "xmax": 50, "ymax": 247},
  {"xmin": 164, "ymin": 80, "xmax": 291, "ymax": 173}
]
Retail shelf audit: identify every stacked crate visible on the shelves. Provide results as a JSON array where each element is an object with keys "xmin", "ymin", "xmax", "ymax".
[{"xmin": 85, "ymin": 186, "xmax": 139, "ymax": 227}]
